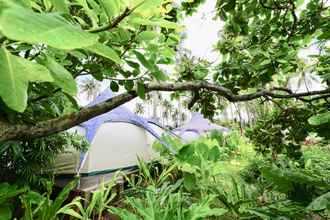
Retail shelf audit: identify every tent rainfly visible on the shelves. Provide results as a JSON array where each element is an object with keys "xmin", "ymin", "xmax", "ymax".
[
  {"xmin": 54, "ymin": 90, "xmax": 168, "ymax": 191},
  {"xmin": 173, "ymin": 113, "xmax": 230, "ymax": 141}
]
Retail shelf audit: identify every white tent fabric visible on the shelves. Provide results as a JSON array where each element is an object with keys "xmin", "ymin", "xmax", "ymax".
[
  {"xmin": 54, "ymin": 90, "xmax": 168, "ymax": 191},
  {"xmin": 173, "ymin": 113, "xmax": 229, "ymax": 141}
]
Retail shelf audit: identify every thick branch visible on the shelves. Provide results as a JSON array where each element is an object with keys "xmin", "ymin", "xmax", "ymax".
[
  {"xmin": 0, "ymin": 81, "xmax": 329, "ymax": 142},
  {"xmin": 0, "ymin": 92, "xmax": 137, "ymax": 142}
]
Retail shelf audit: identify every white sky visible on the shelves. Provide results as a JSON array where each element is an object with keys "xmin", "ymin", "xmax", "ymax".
[{"xmin": 180, "ymin": 0, "xmax": 223, "ymax": 62}]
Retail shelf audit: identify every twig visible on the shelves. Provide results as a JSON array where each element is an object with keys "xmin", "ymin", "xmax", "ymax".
[{"xmin": 88, "ymin": 8, "xmax": 131, "ymax": 33}]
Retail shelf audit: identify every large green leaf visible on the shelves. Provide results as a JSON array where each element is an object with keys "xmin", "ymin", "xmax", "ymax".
[
  {"xmin": 307, "ymin": 192, "xmax": 330, "ymax": 211},
  {"xmin": 137, "ymin": 81, "xmax": 146, "ymax": 99},
  {"xmin": 101, "ymin": 0, "xmax": 121, "ymax": 17},
  {"xmin": 308, "ymin": 111, "xmax": 330, "ymax": 126},
  {"xmin": 86, "ymin": 43, "xmax": 122, "ymax": 64},
  {"xmin": 0, "ymin": 205, "xmax": 11, "ymax": 220},
  {"xmin": 49, "ymin": 178, "xmax": 79, "ymax": 218},
  {"xmin": 49, "ymin": 0, "xmax": 69, "ymax": 13},
  {"xmin": 129, "ymin": 16, "xmax": 182, "ymax": 30},
  {"xmin": 0, "ymin": 48, "xmax": 53, "ymax": 112},
  {"xmin": 0, "ymin": 6, "xmax": 98, "ymax": 50},
  {"xmin": 40, "ymin": 56, "xmax": 77, "ymax": 95},
  {"xmin": 136, "ymin": 31, "xmax": 158, "ymax": 41},
  {"xmin": 133, "ymin": 51, "xmax": 167, "ymax": 80}
]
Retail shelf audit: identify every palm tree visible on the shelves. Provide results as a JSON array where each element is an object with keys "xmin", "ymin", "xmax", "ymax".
[
  {"xmin": 171, "ymin": 109, "xmax": 180, "ymax": 128},
  {"xmin": 179, "ymin": 112, "xmax": 187, "ymax": 125},
  {"xmin": 162, "ymin": 110, "xmax": 169, "ymax": 126},
  {"xmin": 162, "ymin": 99, "xmax": 173, "ymax": 125},
  {"xmin": 134, "ymin": 103, "xmax": 145, "ymax": 115}
]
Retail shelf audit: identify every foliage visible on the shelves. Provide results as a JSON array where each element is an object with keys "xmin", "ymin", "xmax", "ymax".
[
  {"xmin": 246, "ymin": 104, "xmax": 330, "ymax": 159},
  {"xmin": 0, "ymin": 132, "xmax": 88, "ymax": 184},
  {"xmin": 214, "ymin": 0, "xmax": 329, "ymax": 91},
  {"xmin": 0, "ymin": 0, "xmax": 181, "ymax": 114},
  {"xmin": 0, "ymin": 178, "xmax": 77, "ymax": 220},
  {"xmin": 20, "ymin": 178, "xmax": 78, "ymax": 220},
  {"xmin": 0, "ymin": 0, "xmax": 329, "ymax": 219},
  {"xmin": 111, "ymin": 182, "xmax": 227, "ymax": 220},
  {"xmin": 58, "ymin": 174, "xmax": 118, "ymax": 220},
  {"xmin": 0, "ymin": 183, "xmax": 27, "ymax": 220}
]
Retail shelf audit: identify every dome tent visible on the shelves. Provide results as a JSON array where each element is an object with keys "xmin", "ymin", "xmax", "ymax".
[
  {"xmin": 173, "ymin": 113, "xmax": 229, "ymax": 141},
  {"xmin": 55, "ymin": 90, "xmax": 169, "ymax": 191}
]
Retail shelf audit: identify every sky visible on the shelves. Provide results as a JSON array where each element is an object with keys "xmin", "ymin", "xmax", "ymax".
[{"xmin": 180, "ymin": 0, "xmax": 223, "ymax": 62}]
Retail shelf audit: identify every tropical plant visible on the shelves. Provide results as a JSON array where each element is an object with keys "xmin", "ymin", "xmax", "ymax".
[
  {"xmin": 58, "ymin": 173, "xmax": 119, "ymax": 220},
  {"xmin": 0, "ymin": 0, "xmax": 328, "ymax": 146},
  {"xmin": 0, "ymin": 132, "xmax": 88, "ymax": 184},
  {"xmin": 0, "ymin": 183, "xmax": 27, "ymax": 220},
  {"xmin": 20, "ymin": 178, "xmax": 78, "ymax": 220}
]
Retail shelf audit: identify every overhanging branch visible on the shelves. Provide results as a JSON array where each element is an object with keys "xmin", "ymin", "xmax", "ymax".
[{"xmin": 0, "ymin": 81, "xmax": 329, "ymax": 142}]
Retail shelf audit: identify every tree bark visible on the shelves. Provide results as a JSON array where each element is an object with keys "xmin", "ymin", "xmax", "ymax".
[{"xmin": 0, "ymin": 81, "xmax": 329, "ymax": 142}]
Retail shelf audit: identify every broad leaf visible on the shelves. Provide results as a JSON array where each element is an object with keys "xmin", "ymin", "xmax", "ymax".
[
  {"xmin": 133, "ymin": 50, "xmax": 155, "ymax": 71},
  {"xmin": 137, "ymin": 82, "xmax": 146, "ymax": 99},
  {"xmin": 0, "ymin": 205, "xmax": 11, "ymax": 220},
  {"xmin": 129, "ymin": 16, "xmax": 182, "ymax": 30},
  {"xmin": 137, "ymin": 31, "xmax": 158, "ymax": 41},
  {"xmin": 101, "ymin": 0, "xmax": 121, "ymax": 17},
  {"xmin": 40, "ymin": 56, "xmax": 77, "ymax": 95},
  {"xmin": 49, "ymin": 0, "xmax": 69, "ymax": 13},
  {"xmin": 110, "ymin": 81, "xmax": 119, "ymax": 92},
  {"xmin": 134, "ymin": 51, "xmax": 167, "ymax": 80},
  {"xmin": 86, "ymin": 43, "xmax": 122, "ymax": 64},
  {"xmin": 308, "ymin": 112, "xmax": 330, "ymax": 126},
  {"xmin": 0, "ymin": 6, "xmax": 98, "ymax": 50},
  {"xmin": 124, "ymin": 80, "xmax": 134, "ymax": 91},
  {"xmin": 0, "ymin": 48, "xmax": 53, "ymax": 112},
  {"xmin": 307, "ymin": 192, "xmax": 330, "ymax": 211},
  {"xmin": 50, "ymin": 178, "xmax": 79, "ymax": 217}
]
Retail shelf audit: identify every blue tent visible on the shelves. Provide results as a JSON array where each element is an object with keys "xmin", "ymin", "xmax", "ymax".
[
  {"xmin": 173, "ymin": 113, "xmax": 229, "ymax": 140},
  {"xmin": 75, "ymin": 89, "xmax": 173, "ymax": 173}
]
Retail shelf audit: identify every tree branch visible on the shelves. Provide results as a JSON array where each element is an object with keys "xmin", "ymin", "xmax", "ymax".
[
  {"xmin": 88, "ymin": 8, "xmax": 131, "ymax": 33},
  {"xmin": 0, "ymin": 81, "xmax": 329, "ymax": 142}
]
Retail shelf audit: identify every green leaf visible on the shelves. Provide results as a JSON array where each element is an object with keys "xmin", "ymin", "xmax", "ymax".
[
  {"xmin": 222, "ymin": 0, "xmax": 236, "ymax": 11},
  {"xmin": 0, "ymin": 205, "xmax": 12, "ymax": 220},
  {"xmin": 259, "ymin": 59, "xmax": 271, "ymax": 66},
  {"xmin": 132, "ymin": 54, "xmax": 167, "ymax": 81},
  {"xmin": 129, "ymin": 16, "xmax": 182, "ymax": 30},
  {"xmin": 0, "ymin": 48, "xmax": 53, "ymax": 112},
  {"xmin": 124, "ymin": 80, "xmax": 134, "ymax": 91},
  {"xmin": 40, "ymin": 56, "xmax": 77, "ymax": 95},
  {"xmin": 151, "ymin": 70, "xmax": 168, "ymax": 81},
  {"xmin": 137, "ymin": 82, "xmax": 145, "ymax": 99},
  {"xmin": 110, "ymin": 81, "xmax": 119, "ymax": 92},
  {"xmin": 56, "ymin": 208, "xmax": 83, "ymax": 219},
  {"xmin": 86, "ymin": 43, "xmax": 121, "ymax": 64},
  {"xmin": 133, "ymin": 51, "xmax": 167, "ymax": 80},
  {"xmin": 49, "ymin": 0, "xmax": 69, "ymax": 13},
  {"xmin": 101, "ymin": 0, "xmax": 121, "ymax": 17},
  {"xmin": 137, "ymin": 31, "xmax": 158, "ymax": 41},
  {"xmin": 308, "ymin": 112, "xmax": 330, "ymax": 125},
  {"xmin": 193, "ymin": 67, "xmax": 208, "ymax": 80},
  {"xmin": 0, "ymin": 6, "xmax": 98, "ymax": 50},
  {"xmin": 133, "ymin": 50, "xmax": 155, "ymax": 71},
  {"xmin": 50, "ymin": 178, "xmax": 79, "ymax": 217},
  {"xmin": 307, "ymin": 192, "xmax": 330, "ymax": 211}
]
